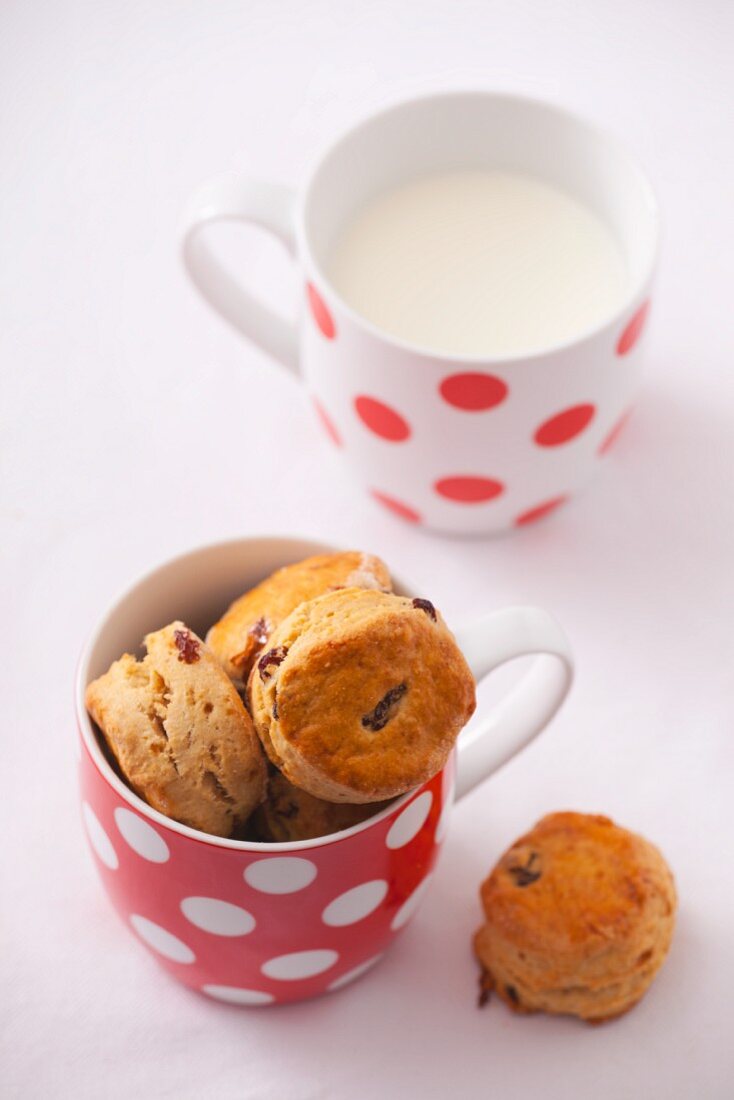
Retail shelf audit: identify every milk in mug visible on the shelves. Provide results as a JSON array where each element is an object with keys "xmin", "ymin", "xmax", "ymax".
[{"xmin": 326, "ymin": 170, "xmax": 629, "ymax": 358}]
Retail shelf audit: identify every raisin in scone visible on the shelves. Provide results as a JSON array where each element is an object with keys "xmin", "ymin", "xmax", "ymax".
[
  {"xmin": 85, "ymin": 622, "xmax": 267, "ymax": 837},
  {"xmin": 248, "ymin": 587, "xmax": 476, "ymax": 803},
  {"xmin": 206, "ymin": 551, "xmax": 391, "ymax": 690},
  {"xmin": 474, "ymin": 812, "xmax": 676, "ymax": 1023},
  {"xmin": 253, "ymin": 769, "xmax": 388, "ymax": 842}
]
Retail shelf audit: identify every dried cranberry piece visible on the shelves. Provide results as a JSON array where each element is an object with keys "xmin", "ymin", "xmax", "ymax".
[
  {"xmin": 478, "ymin": 968, "xmax": 494, "ymax": 1008},
  {"xmin": 258, "ymin": 645, "xmax": 288, "ymax": 681},
  {"xmin": 412, "ymin": 597, "xmax": 437, "ymax": 621},
  {"xmin": 249, "ymin": 617, "xmax": 270, "ymax": 645},
  {"xmin": 507, "ymin": 851, "xmax": 541, "ymax": 887},
  {"xmin": 173, "ymin": 628, "xmax": 200, "ymax": 664},
  {"xmin": 277, "ymin": 801, "xmax": 299, "ymax": 820},
  {"xmin": 231, "ymin": 618, "xmax": 270, "ymax": 674},
  {"xmin": 361, "ymin": 683, "xmax": 407, "ymax": 731}
]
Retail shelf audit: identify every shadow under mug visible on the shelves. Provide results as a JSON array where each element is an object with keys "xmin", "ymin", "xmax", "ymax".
[
  {"xmin": 76, "ymin": 536, "xmax": 573, "ymax": 1006},
  {"xmin": 181, "ymin": 91, "xmax": 659, "ymax": 535}
]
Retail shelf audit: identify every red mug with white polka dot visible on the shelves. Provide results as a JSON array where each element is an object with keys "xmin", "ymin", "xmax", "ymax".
[
  {"xmin": 76, "ymin": 537, "xmax": 572, "ymax": 1005},
  {"xmin": 182, "ymin": 92, "xmax": 658, "ymax": 535}
]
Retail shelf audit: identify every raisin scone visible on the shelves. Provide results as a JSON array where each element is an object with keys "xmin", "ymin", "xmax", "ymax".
[
  {"xmin": 207, "ymin": 551, "xmax": 392, "ymax": 690},
  {"xmin": 253, "ymin": 768, "xmax": 389, "ymax": 842},
  {"xmin": 248, "ymin": 587, "xmax": 476, "ymax": 803},
  {"xmin": 474, "ymin": 812, "xmax": 677, "ymax": 1023},
  {"xmin": 85, "ymin": 622, "xmax": 267, "ymax": 837}
]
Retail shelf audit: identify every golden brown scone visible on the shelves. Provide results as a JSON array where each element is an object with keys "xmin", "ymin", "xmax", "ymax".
[
  {"xmin": 206, "ymin": 552, "xmax": 392, "ymax": 689},
  {"xmin": 248, "ymin": 587, "xmax": 476, "ymax": 803},
  {"xmin": 252, "ymin": 769, "xmax": 389, "ymax": 842},
  {"xmin": 85, "ymin": 622, "xmax": 267, "ymax": 837},
  {"xmin": 473, "ymin": 812, "xmax": 676, "ymax": 1023}
]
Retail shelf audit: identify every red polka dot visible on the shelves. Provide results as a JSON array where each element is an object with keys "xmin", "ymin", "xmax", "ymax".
[
  {"xmin": 599, "ymin": 410, "xmax": 631, "ymax": 455},
  {"xmin": 355, "ymin": 396, "xmax": 411, "ymax": 442},
  {"xmin": 534, "ymin": 404, "xmax": 595, "ymax": 447},
  {"xmin": 312, "ymin": 399, "xmax": 342, "ymax": 447},
  {"xmin": 616, "ymin": 301, "xmax": 650, "ymax": 356},
  {"xmin": 439, "ymin": 372, "xmax": 508, "ymax": 411},
  {"xmin": 370, "ymin": 490, "xmax": 422, "ymax": 524},
  {"xmin": 434, "ymin": 476, "xmax": 504, "ymax": 503},
  {"xmin": 515, "ymin": 496, "xmax": 568, "ymax": 527},
  {"xmin": 306, "ymin": 283, "xmax": 336, "ymax": 339}
]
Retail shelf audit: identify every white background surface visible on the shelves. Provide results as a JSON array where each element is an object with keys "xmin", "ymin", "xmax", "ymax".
[{"xmin": 2, "ymin": 2, "xmax": 733, "ymax": 1097}]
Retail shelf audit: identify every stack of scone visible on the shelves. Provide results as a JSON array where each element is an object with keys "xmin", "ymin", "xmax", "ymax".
[
  {"xmin": 86, "ymin": 551, "xmax": 476, "ymax": 840},
  {"xmin": 86, "ymin": 551, "xmax": 678, "ymax": 1019}
]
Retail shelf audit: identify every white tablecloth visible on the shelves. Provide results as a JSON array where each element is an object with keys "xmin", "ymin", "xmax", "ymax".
[{"xmin": 2, "ymin": 1, "xmax": 733, "ymax": 1096}]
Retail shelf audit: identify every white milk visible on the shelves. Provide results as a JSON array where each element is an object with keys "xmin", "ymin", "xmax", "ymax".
[{"xmin": 326, "ymin": 170, "xmax": 629, "ymax": 357}]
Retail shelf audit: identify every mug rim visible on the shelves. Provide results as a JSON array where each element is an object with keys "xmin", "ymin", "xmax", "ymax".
[
  {"xmin": 296, "ymin": 87, "xmax": 660, "ymax": 367},
  {"xmin": 75, "ymin": 535, "xmax": 428, "ymax": 854}
]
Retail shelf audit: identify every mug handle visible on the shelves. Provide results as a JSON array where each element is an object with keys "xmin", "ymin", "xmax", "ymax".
[
  {"xmin": 453, "ymin": 607, "xmax": 573, "ymax": 800},
  {"xmin": 181, "ymin": 175, "xmax": 300, "ymax": 374}
]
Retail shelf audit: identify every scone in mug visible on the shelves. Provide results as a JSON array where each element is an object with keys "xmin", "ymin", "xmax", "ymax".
[
  {"xmin": 76, "ymin": 537, "xmax": 573, "ymax": 1006},
  {"xmin": 181, "ymin": 91, "xmax": 658, "ymax": 535}
]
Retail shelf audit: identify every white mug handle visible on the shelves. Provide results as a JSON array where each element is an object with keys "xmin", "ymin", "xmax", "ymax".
[
  {"xmin": 181, "ymin": 175, "xmax": 300, "ymax": 374},
  {"xmin": 453, "ymin": 607, "xmax": 573, "ymax": 800}
]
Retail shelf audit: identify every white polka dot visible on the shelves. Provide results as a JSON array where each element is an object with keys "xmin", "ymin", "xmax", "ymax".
[
  {"xmin": 114, "ymin": 807, "xmax": 170, "ymax": 863},
  {"xmin": 327, "ymin": 954, "xmax": 384, "ymax": 991},
  {"xmin": 130, "ymin": 915, "xmax": 195, "ymax": 964},
  {"xmin": 261, "ymin": 949, "xmax": 338, "ymax": 981},
  {"xmin": 82, "ymin": 802, "xmax": 118, "ymax": 870},
  {"xmin": 244, "ymin": 857, "xmax": 317, "ymax": 894},
  {"xmin": 181, "ymin": 897, "xmax": 255, "ymax": 937},
  {"xmin": 390, "ymin": 874, "xmax": 434, "ymax": 931},
  {"xmin": 386, "ymin": 791, "xmax": 433, "ymax": 850},
  {"xmin": 434, "ymin": 801, "xmax": 452, "ymax": 844},
  {"xmin": 322, "ymin": 880, "xmax": 388, "ymax": 927},
  {"xmin": 201, "ymin": 984, "xmax": 275, "ymax": 1006}
]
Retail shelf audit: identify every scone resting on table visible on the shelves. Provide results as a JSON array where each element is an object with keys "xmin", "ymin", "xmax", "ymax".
[
  {"xmin": 207, "ymin": 551, "xmax": 391, "ymax": 689},
  {"xmin": 474, "ymin": 812, "xmax": 676, "ymax": 1023},
  {"xmin": 249, "ymin": 587, "xmax": 476, "ymax": 803},
  {"xmin": 85, "ymin": 622, "xmax": 267, "ymax": 837},
  {"xmin": 253, "ymin": 769, "xmax": 388, "ymax": 842}
]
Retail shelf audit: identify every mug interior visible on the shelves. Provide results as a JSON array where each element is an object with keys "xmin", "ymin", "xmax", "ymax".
[
  {"xmin": 76, "ymin": 537, "xmax": 419, "ymax": 852},
  {"xmin": 302, "ymin": 91, "xmax": 658, "ymax": 336}
]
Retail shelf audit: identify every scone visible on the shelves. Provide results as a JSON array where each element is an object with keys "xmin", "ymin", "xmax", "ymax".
[
  {"xmin": 248, "ymin": 587, "xmax": 476, "ymax": 803},
  {"xmin": 85, "ymin": 622, "xmax": 267, "ymax": 837},
  {"xmin": 207, "ymin": 551, "xmax": 391, "ymax": 689},
  {"xmin": 474, "ymin": 812, "xmax": 676, "ymax": 1023},
  {"xmin": 253, "ymin": 769, "xmax": 388, "ymax": 842}
]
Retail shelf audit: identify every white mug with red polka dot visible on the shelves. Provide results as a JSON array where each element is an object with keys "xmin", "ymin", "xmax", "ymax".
[
  {"xmin": 182, "ymin": 92, "xmax": 657, "ymax": 534},
  {"xmin": 77, "ymin": 537, "xmax": 573, "ymax": 1005},
  {"xmin": 183, "ymin": 93, "xmax": 657, "ymax": 534}
]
